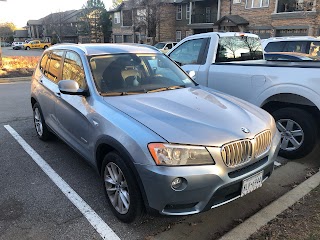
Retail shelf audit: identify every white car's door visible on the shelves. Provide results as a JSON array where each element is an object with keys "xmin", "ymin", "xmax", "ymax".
[{"xmin": 168, "ymin": 38, "xmax": 210, "ymax": 83}]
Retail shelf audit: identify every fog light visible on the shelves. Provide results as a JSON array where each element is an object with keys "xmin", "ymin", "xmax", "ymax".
[{"xmin": 171, "ymin": 177, "xmax": 182, "ymax": 189}]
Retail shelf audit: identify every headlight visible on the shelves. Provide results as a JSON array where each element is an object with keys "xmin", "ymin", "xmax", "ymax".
[{"xmin": 148, "ymin": 143, "xmax": 214, "ymax": 166}]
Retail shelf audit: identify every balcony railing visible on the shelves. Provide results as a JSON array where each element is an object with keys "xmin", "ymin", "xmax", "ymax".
[{"xmin": 191, "ymin": 14, "xmax": 214, "ymax": 24}]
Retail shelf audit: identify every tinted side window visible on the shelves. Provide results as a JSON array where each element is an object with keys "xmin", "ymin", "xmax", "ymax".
[
  {"xmin": 169, "ymin": 38, "xmax": 207, "ymax": 65},
  {"xmin": 40, "ymin": 52, "xmax": 50, "ymax": 73},
  {"xmin": 264, "ymin": 42, "xmax": 286, "ymax": 52},
  {"xmin": 47, "ymin": 51, "xmax": 64, "ymax": 83},
  {"xmin": 62, "ymin": 51, "xmax": 86, "ymax": 89},
  {"xmin": 283, "ymin": 41, "xmax": 308, "ymax": 53}
]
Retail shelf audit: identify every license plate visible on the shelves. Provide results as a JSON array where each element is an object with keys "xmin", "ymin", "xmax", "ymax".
[{"xmin": 241, "ymin": 171, "xmax": 263, "ymax": 197}]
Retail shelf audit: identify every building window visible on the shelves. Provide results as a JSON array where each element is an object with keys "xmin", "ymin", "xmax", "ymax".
[
  {"xmin": 176, "ymin": 5, "xmax": 182, "ymax": 20},
  {"xmin": 186, "ymin": 5, "xmax": 190, "ymax": 20},
  {"xmin": 186, "ymin": 30, "xmax": 193, "ymax": 37},
  {"xmin": 114, "ymin": 12, "xmax": 120, "ymax": 24},
  {"xmin": 233, "ymin": 0, "xmax": 241, "ymax": 3},
  {"xmin": 246, "ymin": 0, "xmax": 269, "ymax": 8},
  {"xmin": 176, "ymin": 30, "xmax": 182, "ymax": 42}
]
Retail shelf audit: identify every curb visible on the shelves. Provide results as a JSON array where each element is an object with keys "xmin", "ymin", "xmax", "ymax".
[
  {"xmin": 0, "ymin": 76, "xmax": 32, "ymax": 83},
  {"xmin": 218, "ymin": 169, "xmax": 320, "ymax": 240}
]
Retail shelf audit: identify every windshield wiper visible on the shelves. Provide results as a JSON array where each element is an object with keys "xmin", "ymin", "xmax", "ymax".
[
  {"xmin": 100, "ymin": 91, "xmax": 145, "ymax": 96},
  {"xmin": 146, "ymin": 85, "xmax": 185, "ymax": 93}
]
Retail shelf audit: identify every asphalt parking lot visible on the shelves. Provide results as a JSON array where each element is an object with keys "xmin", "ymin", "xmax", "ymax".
[
  {"xmin": 1, "ymin": 47, "xmax": 43, "ymax": 57},
  {"xmin": 1, "ymin": 81, "xmax": 320, "ymax": 240}
]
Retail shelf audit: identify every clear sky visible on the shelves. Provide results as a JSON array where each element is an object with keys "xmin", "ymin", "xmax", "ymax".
[{"xmin": 0, "ymin": 0, "xmax": 112, "ymax": 28}]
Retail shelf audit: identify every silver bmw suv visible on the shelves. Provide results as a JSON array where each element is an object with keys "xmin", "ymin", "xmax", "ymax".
[{"xmin": 31, "ymin": 43, "xmax": 280, "ymax": 222}]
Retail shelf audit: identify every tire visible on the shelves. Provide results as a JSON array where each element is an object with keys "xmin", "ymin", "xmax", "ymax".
[
  {"xmin": 26, "ymin": 46, "xmax": 30, "ymax": 50},
  {"xmin": 101, "ymin": 151, "xmax": 143, "ymax": 223},
  {"xmin": 43, "ymin": 45, "xmax": 48, "ymax": 49},
  {"xmin": 272, "ymin": 107, "xmax": 318, "ymax": 159},
  {"xmin": 32, "ymin": 103, "xmax": 52, "ymax": 141}
]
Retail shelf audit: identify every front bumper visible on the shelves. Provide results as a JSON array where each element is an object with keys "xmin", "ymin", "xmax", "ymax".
[{"xmin": 136, "ymin": 132, "xmax": 281, "ymax": 215}]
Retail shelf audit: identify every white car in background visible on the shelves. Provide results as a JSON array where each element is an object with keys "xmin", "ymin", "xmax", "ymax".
[
  {"xmin": 262, "ymin": 36, "xmax": 320, "ymax": 57},
  {"xmin": 154, "ymin": 42, "xmax": 177, "ymax": 53},
  {"xmin": 12, "ymin": 42, "xmax": 25, "ymax": 50}
]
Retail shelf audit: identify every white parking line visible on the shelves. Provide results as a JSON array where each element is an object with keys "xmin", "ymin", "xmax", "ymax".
[{"xmin": 4, "ymin": 125, "xmax": 120, "ymax": 240}]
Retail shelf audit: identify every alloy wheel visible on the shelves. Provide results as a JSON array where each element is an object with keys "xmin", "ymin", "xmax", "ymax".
[
  {"xmin": 104, "ymin": 162, "xmax": 130, "ymax": 214},
  {"xmin": 276, "ymin": 119, "xmax": 304, "ymax": 151},
  {"xmin": 34, "ymin": 108, "xmax": 43, "ymax": 136}
]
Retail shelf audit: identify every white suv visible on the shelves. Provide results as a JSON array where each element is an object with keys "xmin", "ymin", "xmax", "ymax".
[
  {"xmin": 262, "ymin": 36, "xmax": 320, "ymax": 57},
  {"xmin": 154, "ymin": 42, "xmax": 177, "ymax": 53},
  {"xmin": 12, "ymin": 42, "xmax": 25, "ymax": 50}
]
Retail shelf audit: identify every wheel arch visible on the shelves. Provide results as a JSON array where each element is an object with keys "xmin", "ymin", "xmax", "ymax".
[
  {"xmin": 95, "ymin": 136, "xmax": 149, "ymax": 209},
  {"xmin": 31, "ymin": 96, "xmax": 38, "ymax": 108},
  {"xmin": 260, "ymin": 93, "xmax": 319, "ymax": 112}
]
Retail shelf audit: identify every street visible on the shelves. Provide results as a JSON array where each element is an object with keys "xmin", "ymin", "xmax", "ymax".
[
  {"xmin": 1, "ymin": 47, "xmax": 43, "ymax": 57},
  {"xmin": 0, "ymin": 81, "xmax": 320, "ymax": 240}
]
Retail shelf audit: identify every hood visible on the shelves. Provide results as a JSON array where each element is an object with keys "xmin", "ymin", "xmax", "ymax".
[{"xmin": 103, "ymin": 86, "xmax": 272, "ymax": 146}]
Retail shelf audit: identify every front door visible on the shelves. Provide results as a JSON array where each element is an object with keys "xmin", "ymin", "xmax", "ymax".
[{"xmin": 54, "ymin": 51, "xmax": 93, "ymax": 159}]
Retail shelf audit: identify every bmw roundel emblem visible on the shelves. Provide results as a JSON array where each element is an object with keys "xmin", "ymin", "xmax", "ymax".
[{"xmin": 241, "ymin": 127, "xmax": 250, "ymax": 134}]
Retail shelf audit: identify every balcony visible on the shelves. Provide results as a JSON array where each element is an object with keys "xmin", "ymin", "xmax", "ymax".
[{"xmin": 191, "ymin": 13, "xmax": 215, "ymax": 24}]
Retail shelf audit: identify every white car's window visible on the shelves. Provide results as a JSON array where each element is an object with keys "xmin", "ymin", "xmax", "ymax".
[
  {"xmin": 169, "ymin": 38, "xmax": 207, "ymax": 65},
  {"xmin": 216, "ymin": 36, "xmax": 263, "ymax": 62},
  {"xmin": 283, "ymin": 41, "xmax": 308, "ymax": 53}
]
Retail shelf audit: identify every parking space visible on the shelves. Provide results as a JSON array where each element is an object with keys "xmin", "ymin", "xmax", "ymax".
[{"xmin": 1, "ymin": 81, "xmax": 320, "ymax": 240}]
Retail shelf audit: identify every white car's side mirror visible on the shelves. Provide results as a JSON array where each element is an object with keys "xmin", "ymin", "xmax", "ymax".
[{"xmin": 188, "ymin": 70, "xmax": 196, "ymax": 80}]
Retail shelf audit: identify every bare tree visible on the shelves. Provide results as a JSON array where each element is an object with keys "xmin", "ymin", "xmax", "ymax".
[{"xmin": 219, "ymin": 37, "xmax": 240, "ymax": 59}]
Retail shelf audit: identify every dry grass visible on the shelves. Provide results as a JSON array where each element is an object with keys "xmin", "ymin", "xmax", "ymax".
[
  {"xmin": 0, "ymin": 56, "xmax": 40, "ymax": 78},
  {"xmin": 1, "ymin": 56, "xmax": 39, "ymax": 70}
]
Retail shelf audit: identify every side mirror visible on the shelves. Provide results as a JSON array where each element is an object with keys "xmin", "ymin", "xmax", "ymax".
[{"xmin": 58, "ymin": 80, "xmax": 88, "ymax": 96}]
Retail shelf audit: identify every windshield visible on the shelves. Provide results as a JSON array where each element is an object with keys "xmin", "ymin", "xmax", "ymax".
[
  {"xmin": 154, "ymin": 43, "xmax": 166, "ymax": 49},
  {"xmin": 89, "ymin": 53, "xmax": 195, "ymax": 96},
  {"xmin": 216, "ymin": 36, "xmax": 263, "ymax": 62}
]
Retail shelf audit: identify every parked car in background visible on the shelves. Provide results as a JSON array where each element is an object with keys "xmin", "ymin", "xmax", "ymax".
[
  {"xmin": 264, "ymin": 52, "xmax": 320, "ymax": 61},
  {"xmin": 262, "ymin": 36, "xmax": 320, "ymax": 57},
  {"xmin": 1, "ymin": 42, "xmax": 11, "ymax": 47},
  {"xmin": 12, "ymin": 42, "xmax": 25, "ymax": 50},
  {"xmin": 31, "ymin": 43, "xmax": 280, "ymax": 223},
  {"xmin": 154, "ymin": 41, "xmax": 177, "ymax": 53},
  {"xmin": 167, "ymin": 32, "xmax": 320, "ymax": 159},
  {"xmin": 24, "ymin": 40, "xmax": 51, "ymax": 50}
]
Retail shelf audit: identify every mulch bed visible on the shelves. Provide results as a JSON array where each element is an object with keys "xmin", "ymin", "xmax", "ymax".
[{"xmin": 249, "ymin": 185, "xmax": 320, "ymax": 240}]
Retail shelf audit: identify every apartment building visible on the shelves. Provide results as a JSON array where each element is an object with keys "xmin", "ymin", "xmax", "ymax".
[{"xmin": 110, "ymin": 0, "xmax": 320, "ymax": 43}]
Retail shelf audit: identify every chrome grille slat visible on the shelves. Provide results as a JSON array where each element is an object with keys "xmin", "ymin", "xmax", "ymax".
[{"xmin": 221, "ymin": 130, "xmax": 272, "ymax": 168}]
